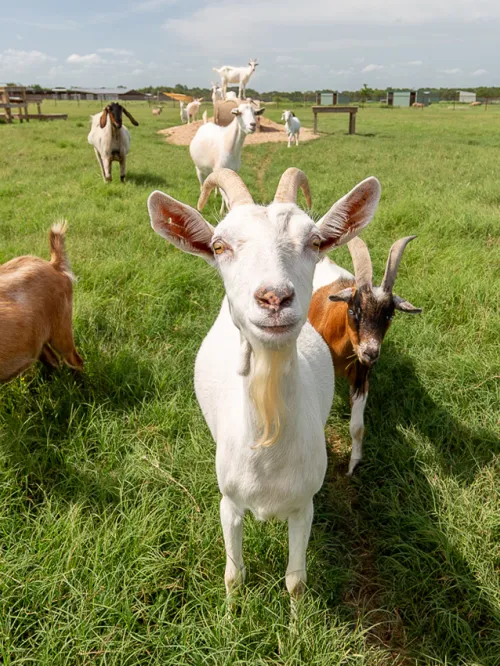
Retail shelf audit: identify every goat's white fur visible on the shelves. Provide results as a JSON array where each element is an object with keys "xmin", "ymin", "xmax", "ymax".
[
  {"xmin": 189, "ymin": 103, "xmax": 265, "ymax": 213},
  {"xmin": 87, "ymin": 111, "xmax": 131, "ymax": 182},
  {"xmin": 186, "ymin": 98, "xmax": 203, "ymax": 124},
  {"xmin": 180, "ymin": 101, "xmax": 188, "ymax": 124},
  {"xmin": 213, "ymin": 59, "xmax": 258, "ymax": 99},
  {"xmin": 147, "ymin": 171, "xmax": 381, "ymax": 597},
  {"xmin": 282, "ymin": 110, "xmax": 301, "ymax": 148}
]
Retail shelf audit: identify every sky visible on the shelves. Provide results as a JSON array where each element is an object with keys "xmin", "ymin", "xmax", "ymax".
[{"xmin": 0, "ymin": 0, "xmax": 497, "ymax": 91}]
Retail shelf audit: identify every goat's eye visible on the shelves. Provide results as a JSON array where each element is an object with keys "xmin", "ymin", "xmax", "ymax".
[
  {"xmin": 348, "ymin": 308, "xmax": 355, "ymax": 317},
  {"xmin": 213, "ymin": 242, "xmax": 225, "ymax": 255},
  {"xmin": 311, "ymin": 238, "xmax": 321, "ymax": 251}
]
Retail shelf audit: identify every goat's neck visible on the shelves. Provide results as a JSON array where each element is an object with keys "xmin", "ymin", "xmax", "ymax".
[{"xmin": 224, "ymin": 118, "xmax": 246, "ymax": 155}]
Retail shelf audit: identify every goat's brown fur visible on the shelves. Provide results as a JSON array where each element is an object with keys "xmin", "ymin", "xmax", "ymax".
[{"xmin": 0, "ymin": 223, "xmax": 83, "ymax": 383}]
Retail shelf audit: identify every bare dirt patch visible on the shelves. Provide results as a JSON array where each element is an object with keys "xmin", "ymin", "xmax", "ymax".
[{"xmin": 158, "ymin": 116, "xmax": 320, "ymax": 146}]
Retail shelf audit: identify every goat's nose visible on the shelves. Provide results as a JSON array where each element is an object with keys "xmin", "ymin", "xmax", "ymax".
[
  {"xmin": 249, "ymin": 122, "xmax": 256, "ymax": 130},
  {"xmin": 254, "ymin": 286, "xmax": 295, "ymax": 311},
  {"xmin": 363, "ymin": 346, "xmax": 380, "ymax": 363}
]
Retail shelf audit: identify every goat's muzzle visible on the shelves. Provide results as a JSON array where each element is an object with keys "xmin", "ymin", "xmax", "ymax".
[{"xmin": 254, "ymin": 286, "xmax": 295, "ymax": 312}]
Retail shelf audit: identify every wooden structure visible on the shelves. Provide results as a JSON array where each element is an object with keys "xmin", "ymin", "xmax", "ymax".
[
  {"xmin": 0, "ymin": 86, "xmax": 67, "ymax": 123},
  {"xmin": 0, "ymin": 86, "xmax": 29, "ymax": 123},
  {"xmin": 312, "ymin": 106, "xmax": 358, "ymax": 135}
]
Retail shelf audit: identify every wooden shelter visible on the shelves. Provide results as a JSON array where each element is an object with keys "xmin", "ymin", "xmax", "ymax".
[{"xmin": 0, "ymin": 86, "xmax": 67, "ymax": 123}]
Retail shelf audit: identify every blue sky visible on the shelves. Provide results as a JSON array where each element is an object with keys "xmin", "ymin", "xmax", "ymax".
[{"xmin": 0, "ymin": 0, "xmax": 497, "ymax": 90}]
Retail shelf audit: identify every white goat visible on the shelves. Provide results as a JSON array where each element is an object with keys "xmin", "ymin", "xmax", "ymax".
[
  {"xmin": 147, "ymin": 168, "xmax": 381, "ymax": 597},
  {"xmin": 225, "ymin": 91, "xmax": 238, "ymax": 101},
  {"xmin": 87, "ymin": 103, "xmax": 139, "ymax": 183},
  {"xmin": 189, "ymin": 102, "xmax": 265, "ymax": 212},
  {"xmin": 213, "ymin": 59, "xmax": 258, "ymax": 99},
  {"xmin": 180, "ymin": 101, "xmax": 188, "ymax": 124},
  {"xmin": 282, "ymin": 110, "xmax": 301, "ymax": 147},
  {"xmin": 152, "ymin": 106, "xmax": 163, "ymax": 116},
  {"xmin": 211, "ymin": 83, "xmax": 223, "ymax": 106},
  {"xmin": 186, "ymin": 97, "xmax": 203, "ymax": 124}
]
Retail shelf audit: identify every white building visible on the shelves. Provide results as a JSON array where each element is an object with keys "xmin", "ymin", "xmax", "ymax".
[{"xmin": 458, "ymin": 90, "xmax": 476, "ymax": 103}]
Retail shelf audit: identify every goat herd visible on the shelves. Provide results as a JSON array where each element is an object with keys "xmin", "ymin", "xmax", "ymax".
[{"xmin": 0, "ymin": 60, "xmax": 422, "ymax": 601}]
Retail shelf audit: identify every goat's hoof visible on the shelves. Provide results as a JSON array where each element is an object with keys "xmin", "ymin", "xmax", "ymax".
[
  {"xmin": 346, "ymin": 459, "xmax": 362, "ymax": 476},
  {"xmin": 225, "ymin": 565, "xmax": 246, "ymax": 596},
  {"xmin": 286, "ymin": 572, "xmax": 306, "ymax": 599}
]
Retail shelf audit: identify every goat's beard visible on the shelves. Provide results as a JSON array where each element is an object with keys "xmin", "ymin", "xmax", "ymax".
[{"xmin": 249, "ymin": 347, "xmax": 293, "ymax": 448}]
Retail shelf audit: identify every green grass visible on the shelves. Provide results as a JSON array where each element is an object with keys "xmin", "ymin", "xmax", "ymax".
[{"xmin": 0, "ymin": 101, "xmax": 499, "ymax": 665}]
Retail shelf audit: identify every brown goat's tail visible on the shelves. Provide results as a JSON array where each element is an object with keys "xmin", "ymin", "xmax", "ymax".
[{"xmin": 49, "ymin": 221, "xmax": 74, "ymax": 281}]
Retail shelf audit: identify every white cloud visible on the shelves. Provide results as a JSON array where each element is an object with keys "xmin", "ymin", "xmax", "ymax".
[
  {"xmin": 471, "ymin": 68, "xmax": 487, "ymax": 76},
  {"xmin": 439, "ymin": 67, "xmax": 461, "ymax": 74},
  {"xmin": 276, "ymin": 55, "xmax": 301, "ymax": 64},
  {"xmin": 362, "ymin": 63, "xmax": 384, "ymax": 72},
  {"xmin": 131, "ymin": 68, "xmax": 144, "ymax": 75},
  {"xmin": 67, "ymin": 53, "xmax": 103, "ymax": 66},
  {"xmin": 332, "ymin": 69, "xmax": 354, "ymax": 75},
  {"xmin": 97, "ymin": 48, "xmax": 134, "ymax": 56},
  {"xmin": 407, "ymin": 60, "xmax": 423, "ymax": 66},
  {"xmin": 0, "ymin": 49, "xmax": 56, "ymax": 73},
  {"xmin": 0, "ymin": 17, "xmax": 78, "ymax": 31}
]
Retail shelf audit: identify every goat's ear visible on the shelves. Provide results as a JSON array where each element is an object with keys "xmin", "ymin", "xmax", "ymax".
[
  {"xmin": 231, "ymin": 109, "xmax": 242, "ymax": 116},
  {"xmin": 328, "ymin": 287, "xmax": 354, "ymax": 303},
  {"xmin": 99, "ymin": 108, "xmax": 108, "ymax": 128},
  {"xmin": 148, "ymin": 191, "xmax": 215, "ymax": 264},
  {"xmin": 255, "ymin": 107, "xmax": 265, "ymax": 115},
  {"xmin": 393, "ymin": 295, "xmax": 422, "ymax": 314},
  {"xmin": 291, "ymin": 112, "xmax": 295, "ymax": 117},
  {"xmin": 122, "ymin": 107, "xmax": 139, "ymax": 126},
  {"xmin": 317, "ymin": 177, "xmax": 381, "ymax": 252}
]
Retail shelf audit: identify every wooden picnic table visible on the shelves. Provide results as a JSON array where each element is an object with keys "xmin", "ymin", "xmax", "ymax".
[{"xmin": 312, "ymin": 106, "xmax": 358, "ymax": 135}]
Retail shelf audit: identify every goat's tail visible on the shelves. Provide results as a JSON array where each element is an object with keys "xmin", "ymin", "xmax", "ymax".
[
  {"xmin": 212, "ymin": 67, "xmax": 221, "ymax": 74},
  {"xmin": 202, "ymin": 110, "xmax": 208, "ymax": 124},
  {"xmin": 49, "ymin": 221, "xmax": 74, "ymax": 281}
]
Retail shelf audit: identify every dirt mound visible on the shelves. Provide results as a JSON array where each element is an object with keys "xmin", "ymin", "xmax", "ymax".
[{"xmin": 158, "ymin": 116, "xmax": 319, "ymax": 146}]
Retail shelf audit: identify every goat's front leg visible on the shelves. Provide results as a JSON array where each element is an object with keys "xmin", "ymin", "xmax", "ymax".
[
  {"xmin": 220, "ymin": 496, "xmax": 245, "ymax": 594},
  {"xmin": 296, "ymin": 132, "xmax": 300, "ymax": 146},
  {"xmin": 119, "ymin": 156, "xmax": 126, "ymax": 183},
  {"xmin": 102, "ymin": 156, "xmax": 112, "ymax": 182},
  {"xmin": 286, "ymin": 501, "xmax": 313, "ymax": 598},
  {"xmin": 94, "ymin": 148, "xmax": 106, "ymax": 181},
  {"xmin": 347, "ymin": 388, "xmax": 368, "ymax": 476}
]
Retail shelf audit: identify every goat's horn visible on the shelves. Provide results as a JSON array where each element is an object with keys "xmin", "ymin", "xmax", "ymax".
[
  {"xmin": 198, "ymin": 168, "xmax": 254, "ymax": 211},
  {"xmin": 381, "ymin": 235, "xmax": 417, "ymax": 292},
  {"xmin": 274, "ymin": 168, "xmax": 312, "ymax": 208},
  {"xmin": 347, "ymin": 236, "xmax": 373, "ymax": 288}
]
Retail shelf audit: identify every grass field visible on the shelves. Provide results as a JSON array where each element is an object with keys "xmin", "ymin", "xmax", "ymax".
[{"xmin": 0, "ymin": 100, "xmax": 499, "ymax": 665}]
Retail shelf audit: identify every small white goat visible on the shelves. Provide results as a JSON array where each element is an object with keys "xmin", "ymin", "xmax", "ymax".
[
  {"xmin": 180, "ymin": 101, "xmax": 188, "ymax": 124},
  {"xmin": 186, "ymin": 97, "xmax": 203, "ymax": 124},
  {"xmin": 148, "ymin": 168, "xmax": 381, "ymax": 598},
  {"xmin": 211, "ymin": 83, "xmax": 223, "ymax": 106},
  {"xmin": 152, "ymin": 106, "xmax": 163, "ymax": 116},
  {"xmin": 213, "ymin": 59, "xmax": 258, "ymax": 99},
  {"xmin": 189, "ymin": 102, "xmax": 265, "ymax": 212},
  {"xmin": 282, "ymin": 110, "xmax": 301, "ymax": 147},
  {"xmin": 0, "ymin": 223, "xmax": 83, "ymax": 383},
  {"xmin": 87, "ymin": 103, "xmax": 139, "ymax": 183}
]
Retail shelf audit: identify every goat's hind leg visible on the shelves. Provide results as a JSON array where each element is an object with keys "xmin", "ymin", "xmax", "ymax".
[
  {"xmin": 94, "ymin": 148, "xmax": 106, "ymax": 182},
  {"xmin": 119, "ymin": 155, "xmax": 126, "ymax": 183},
  {"xmin": 220, "ymin": 496, "xmax": 245, "ymax": 595},
  {"xmin": 347, "ymin": 388, "xmax": 368, "ymax": 476}
]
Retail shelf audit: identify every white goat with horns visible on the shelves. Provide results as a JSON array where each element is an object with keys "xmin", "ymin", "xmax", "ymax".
[{"xmin": 147, "ymin": 168, "xmax": 381, "ymax": 598}]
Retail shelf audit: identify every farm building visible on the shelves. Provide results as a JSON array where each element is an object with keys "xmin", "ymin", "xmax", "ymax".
[
  {"xmin": 315, "ymin": 91, "xmax": 350, "ymax": 105},
  {"xmin": 458, "ymin": 90, "xmax": 476, "ymax": 103},
  {"xmin": 386, "ymin": 90, "xmax": 417, "ymax": 107},
  {"xmin": 49, "ymin": 88, "xmax": 148, "ymax": 101}
]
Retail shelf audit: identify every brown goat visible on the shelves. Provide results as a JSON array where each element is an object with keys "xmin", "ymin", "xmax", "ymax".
[
  {"xmin": 0, "ymin": 223, "xmax": 83, "ymax": 383},
  {"xmin": 309, "ymin": 236, "xmax": 421, "ymax": 474}
]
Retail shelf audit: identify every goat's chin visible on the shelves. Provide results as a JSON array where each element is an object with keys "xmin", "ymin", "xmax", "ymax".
[{"xmin": 249, "ymin": 347, "xmax": 293, "ymax": 448}]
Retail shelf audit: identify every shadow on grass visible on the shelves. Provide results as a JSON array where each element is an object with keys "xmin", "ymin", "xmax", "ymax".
[
  {"xmin": 0, "ymin": 349, "xmax": 159, "ymax": 508},
  {"xmin": 313, "ymin": 341, "xmax": 500, "ymax": 663},
  {"xmin": 126, "ymin": 171, "xmax": 169, "ymax": 187}
]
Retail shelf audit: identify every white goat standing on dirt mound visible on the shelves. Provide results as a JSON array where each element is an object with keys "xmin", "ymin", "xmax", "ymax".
[
  {"xmin": 87, "ymin": 103, "xmax": 139, "ymax": 183},
  {"xmin": 213, "ymin": 59, "xmax": 258, "ymax": 99},
  {"xmin": 211, "ymin": 83, "xmax": 223, "ymax": 106},
  {"xmin": 189, "ymin": 102, "xmax": 265, "ymax": 212},
  {"xmin": 186, "ymin": 98, "xmax": 203, "ymax": 124},
  {"xmin": 147, "ymin": 168, "xmax": 381, "ymax": 598},
  {"xmin": 282, "ymin": 110, "xmax": 301, "ymax": 147},
  {"xmin": 179, "ymin": 102, "xmax": 188, "ymax": 124}
]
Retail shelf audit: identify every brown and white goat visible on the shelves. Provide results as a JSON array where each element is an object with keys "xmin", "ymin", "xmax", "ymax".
[
  {"xmin": 0, "ymin": 223, "xmax": 83, "ymax": 383},
  {"xmin": 309, "ymin": 236, "xmax": 421, "ymax": 474},
  {"xmin": 152, "ymin": 106, "xmax": 163, "ymax": 116}
]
